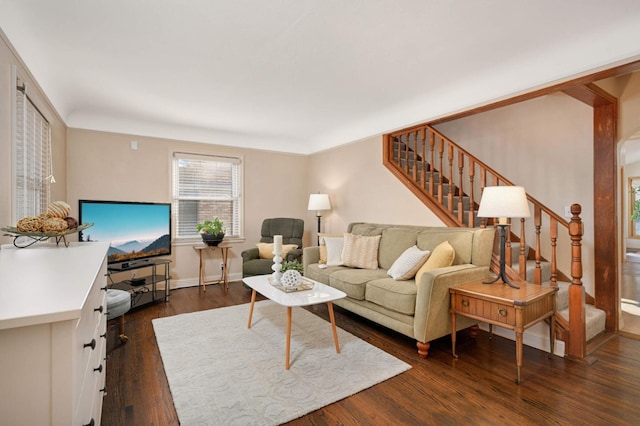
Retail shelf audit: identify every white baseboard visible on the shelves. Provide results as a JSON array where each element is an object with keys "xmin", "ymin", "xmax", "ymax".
[
  {"xmin": 478, "ymin": 322, "xmax": 565, "ymax": 357},
  {"xmin": 170, "ymin": 273, "xmax": 243, "ymax": 290}
]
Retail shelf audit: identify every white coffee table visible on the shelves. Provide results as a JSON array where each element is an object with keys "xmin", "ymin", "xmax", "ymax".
[{"xmin": 243, "ymin": 274, "xmax": 347, "ymax": 370}]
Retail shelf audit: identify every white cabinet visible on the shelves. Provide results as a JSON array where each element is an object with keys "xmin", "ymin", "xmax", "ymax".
[{"xmin": 0, "ymin": 242, "xmax": 110, "ymax": 426}]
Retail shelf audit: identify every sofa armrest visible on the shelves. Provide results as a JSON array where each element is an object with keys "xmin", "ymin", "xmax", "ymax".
[
  {"xmin": 303, "ymin": 246, "xmax": 320, "ymax": 275},
  {"xmin": 241, "ymin": 247, "xmax": 260, "ymax": 262},
  {"xmin": 413, "ymin": 264, "xmax": 490, "ymax": 343}
]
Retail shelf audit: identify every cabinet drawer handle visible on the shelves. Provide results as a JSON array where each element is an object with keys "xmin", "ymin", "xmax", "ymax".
[
  {"xmin": 461, "ymin": 298, "xmax": 469, "ymax": 307},
  {"xmin": 101, "ymin": 285, "xmax": 107, "ymax": 291},
  {"xmin": 94, "ymin": 305, "xmax": 103, "ymax": 313},
  {"xmin": 498, "ymin": 307, "xmax": 507, "ymax": 317},
  {"xmin": 94, "ymin": 364, "xmax": 103, "ymax": 373},
  {"xmin": 83, "ymin": 419, "xmax": 95, "ymax": 426},
  {"xmin": 83, "ymin": 338, "xmax": 96, "ymax": 350}
]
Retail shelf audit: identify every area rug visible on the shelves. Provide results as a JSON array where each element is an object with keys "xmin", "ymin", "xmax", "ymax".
[{"xmin": 152, "ymin": 300, "xmax": 411, "ymax": 425}]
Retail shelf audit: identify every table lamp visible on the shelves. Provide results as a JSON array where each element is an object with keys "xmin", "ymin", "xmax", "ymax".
[
  {"xmin": 308, "ymin": 193, "xmax": 331, "ymax": 245},
  {"xmin": 477, "ymin": 185, "xmax": 530, "ymax": 289}
]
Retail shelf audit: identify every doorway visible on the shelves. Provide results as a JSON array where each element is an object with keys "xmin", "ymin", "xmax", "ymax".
[{"xmin": 620, "ymin": 138, "xmax": 640, "ymax": 338}]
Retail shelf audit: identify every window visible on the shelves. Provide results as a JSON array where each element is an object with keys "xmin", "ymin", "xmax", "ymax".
[
  {"xmin": 172, "ymin": 152, "xmax": 243, "ymax": 239},
  {"xmin": 14, "ymin": 77, "xmax": 52, "ymax": 220}
]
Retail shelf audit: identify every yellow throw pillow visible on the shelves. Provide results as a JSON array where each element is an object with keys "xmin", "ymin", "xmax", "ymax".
[
  {"xmin": 341, "ymin": 233, "xmax": 381, "ymax": 269},
  {"xmin": 318, "ymin": 233, "xmax": 344, "ymax": 264},
  {"xmin": 256, "ymin": 243, "xmax": 298, "ymax": 259},
  {"xmin": 414, "ymin": 241, "xmax": 455, "ymax": 284}
]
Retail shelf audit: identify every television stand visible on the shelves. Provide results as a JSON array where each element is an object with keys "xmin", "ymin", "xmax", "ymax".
[{"xmin": 107, "ymin": 258, "xmax": 171, "ymax": 310}]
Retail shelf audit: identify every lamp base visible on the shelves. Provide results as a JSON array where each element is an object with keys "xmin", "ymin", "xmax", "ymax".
[
  {"xmin": 483, "ymin": 223, "xmax": 520, "ymax": 289},
  {"xmin": 483, "ymin": 273, "xmax": 520, "ymax": 289}
]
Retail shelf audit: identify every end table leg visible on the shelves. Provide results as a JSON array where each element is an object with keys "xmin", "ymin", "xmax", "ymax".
[
  {"xmin": 286, "ymin": 307, "xmax": 292, "ymax": 370},
  {"xmin": 451, "ymin": 310, "xmax": 458, "ymax": 359},
  {"xmin": 515, "ymin": 331, "xmax": 523, "ymax": 384},
  {"xmin": 327, "ymin": 302, "xmax": 341, "ymax": 353},
  {"xmin": 549, "ymin": 315, "xmax": 555, "ymax": 359},
  {"xmin": 247, "ymin": 290, "xmax": 256, "ymax": 329}
]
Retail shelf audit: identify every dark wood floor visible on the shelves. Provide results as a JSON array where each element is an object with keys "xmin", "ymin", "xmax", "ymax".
[{"xmin": 102, "ymin": 282, "xmax": 640, "ymax": 426}]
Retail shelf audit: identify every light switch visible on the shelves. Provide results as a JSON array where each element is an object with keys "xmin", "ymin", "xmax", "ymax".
[{"xmin": 131, "ymin": 140, "xmax": 138, "ymax": 150}]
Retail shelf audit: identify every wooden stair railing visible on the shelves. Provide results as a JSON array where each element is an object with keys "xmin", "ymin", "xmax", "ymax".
[{"xmin": 383, "ymin": 124, "xmax": 587, "ymax": 359}]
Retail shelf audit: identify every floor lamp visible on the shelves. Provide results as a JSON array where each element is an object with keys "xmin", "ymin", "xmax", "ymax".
[
  {"xmin": 477, "ymin": 186, "xmax": 530, "ymax": 289},
  {"xmin": 308, "ymin": 193, "xmax": 331, "ymax": 245}
]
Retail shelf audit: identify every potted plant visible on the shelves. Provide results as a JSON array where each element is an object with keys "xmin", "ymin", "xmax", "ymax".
[
  {"xmin": 281, "ymin": 259, "xmax": 303, "ymax": 274},
  {"xmin": 196, "ymin": 217, "xmax": 225, "ymax": 246}
]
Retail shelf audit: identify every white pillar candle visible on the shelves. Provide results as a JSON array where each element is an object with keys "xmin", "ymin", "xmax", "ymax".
[{"xmin": 273, "ymin": 235, "xmax": 283, "ymax": 253}]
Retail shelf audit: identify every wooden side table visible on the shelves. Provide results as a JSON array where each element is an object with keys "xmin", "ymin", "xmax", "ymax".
[
  {"xmin": 193, "ymin": 244, "xmax": 231, "ymax": 291},
  {"xmin": 450, "ymin": 279, "xmax": 557, "ymax": 383}
]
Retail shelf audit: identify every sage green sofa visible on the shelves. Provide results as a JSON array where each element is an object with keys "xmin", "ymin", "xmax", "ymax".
[{"xmin": 303, "ymin": 222, "xmax": 495, "ymax": 357}]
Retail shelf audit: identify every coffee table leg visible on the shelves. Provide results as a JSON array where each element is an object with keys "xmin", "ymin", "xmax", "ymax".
[
  {"xmin": 328, "ymin": 302, "xmax": 341, "ymax": 353},
  {"xmin": 286, "ymin": 307, "xmax": 292, "ymax": 370},
  {"xmin": 247, "ymin": 289, "xmax": 257, "ymax": 329}
]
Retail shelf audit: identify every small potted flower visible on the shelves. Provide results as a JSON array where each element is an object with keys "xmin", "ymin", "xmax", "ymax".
[{"xmin": 196, "ymin": 217, "xmax": 225, "ymax": 246}]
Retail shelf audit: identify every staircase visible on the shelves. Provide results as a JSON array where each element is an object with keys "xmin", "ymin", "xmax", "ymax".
[{"xmin": 383, "ymin": 124, "xmax": 608, "ymax": 360}]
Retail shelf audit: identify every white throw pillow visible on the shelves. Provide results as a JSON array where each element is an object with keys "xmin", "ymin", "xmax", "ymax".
[
  {"xmin": 324, "ymin": 236, "xmax": 345, "ymax": 266},
  {"xmin": 387, "ymin": 245, "xmax": 431, "ymax": 280}
]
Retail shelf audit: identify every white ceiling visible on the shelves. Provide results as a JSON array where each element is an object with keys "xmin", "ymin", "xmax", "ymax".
[{"xmin": 2, "ymin": 1, "xmax": 640, "ymax": 154}]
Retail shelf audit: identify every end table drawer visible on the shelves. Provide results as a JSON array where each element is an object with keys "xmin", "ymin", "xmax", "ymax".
[{"xmin": 454, "ymin": 294, "xmax": 516, "ymax": 326}]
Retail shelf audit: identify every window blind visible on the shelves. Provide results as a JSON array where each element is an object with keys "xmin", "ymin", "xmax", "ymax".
[
  {"xmin": 172, "ymin": 152, "xmax": 243, "ymax": 239},
  {"xmin": 15, "ymin": 82, "xmax": 51, "ymax": 220}
]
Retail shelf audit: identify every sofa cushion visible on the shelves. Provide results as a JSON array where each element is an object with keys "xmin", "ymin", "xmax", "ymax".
[
  {"xmin": 349, "ymin": 223, "xmax": 385, "ymax": 236},
  {"xmin": 365, "ymin": 278, "xmax": 417, "ymax": 315},
  {"xmin": 329, "ymin": 268, "xmax": 388, "ymax": 300},
  {"xmin": 414, "ymin": 240, "xmax": 455, "ymax": 284},
  {"xmin": 342, "ymin": 233, "xmax": 381, "ymax": 269},
  {"xmin": 305, "ymin": 263, "xmax": 349, "ymax": 285},
  {"xmin": 416, "ymin": 229, "xmax": 473, "ymax": 265},
  {"xmin": 378, "ymin": 227, "xmax": 420, "ymax": 270},
  {"xmin": 387, "ymin": 245, "xmax": 431, "ymax": 280}
]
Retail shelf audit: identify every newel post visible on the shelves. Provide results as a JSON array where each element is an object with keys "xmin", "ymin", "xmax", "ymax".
[{"xmin": 567, "ymin": 203, "xmax": 586, "ymax": 359}]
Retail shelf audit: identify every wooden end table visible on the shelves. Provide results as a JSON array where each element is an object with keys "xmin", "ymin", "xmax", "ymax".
[
  {"xmin": 193, "ymin": 243, "xmax": 231, "ymax": 291},
  {"xmin": 450, "ymin": 279, "xmax": 557, "ymax": 383}
]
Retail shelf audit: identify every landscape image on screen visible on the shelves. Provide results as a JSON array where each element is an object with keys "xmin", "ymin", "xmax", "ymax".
[{"xmin": 79, "ymin": 201, "xmax": 171, "ymax": 264}]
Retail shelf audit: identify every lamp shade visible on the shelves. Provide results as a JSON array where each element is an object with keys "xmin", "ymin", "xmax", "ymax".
[
  {"xmin": 308, "ymin": 193, "xmax": 331, "ymax": 211},
  {"xmin": 477, "ymin": 186, "xmax": 530, "ymax": 222}
]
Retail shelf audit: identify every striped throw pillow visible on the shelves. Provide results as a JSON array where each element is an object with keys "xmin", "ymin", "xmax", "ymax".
[{"xmin": 341, "ymin": 233, "xmax": 381, "ymax": 269}]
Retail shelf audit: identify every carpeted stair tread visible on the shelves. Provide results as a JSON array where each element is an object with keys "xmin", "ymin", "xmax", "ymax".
[{"xmin": 558, "ymin": 304, "xmax": 607, "ymax": 341}]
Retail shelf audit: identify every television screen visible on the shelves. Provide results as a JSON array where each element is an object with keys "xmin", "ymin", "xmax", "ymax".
[{"xmin": 78, "ymin": 200, "xmax": 171, "ymax": 266}]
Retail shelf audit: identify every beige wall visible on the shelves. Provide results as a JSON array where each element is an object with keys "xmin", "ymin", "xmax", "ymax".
[
  {"xmin": 0, "ymin": 32, "xmax": 67, "ymax": 246},
  {"xmin": 67, "ymin": 129, "xmax": 309, "ymax": 286},
  {"xmin": 307, "ymin": 135, "xmax": 444, "ymax": 241}
]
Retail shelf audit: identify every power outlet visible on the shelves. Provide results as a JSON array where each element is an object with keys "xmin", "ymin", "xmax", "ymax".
[{"xmin": 564, "ymin": 206, "xmax": 571, "ymax": 218}]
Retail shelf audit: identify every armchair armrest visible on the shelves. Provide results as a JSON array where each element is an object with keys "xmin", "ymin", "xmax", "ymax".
[
  {"xmin": 285, "ymin": 248, "xmax": 303, "ymax": 262},
  {"xmin": 241, "ymin": 247, "xmax": 260, "ymax": 262}
]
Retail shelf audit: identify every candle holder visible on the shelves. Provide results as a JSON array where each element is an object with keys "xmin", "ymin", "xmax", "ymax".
[{"xmin": 272, "ymin": 248, "xmax": 283, "ymax": 284}]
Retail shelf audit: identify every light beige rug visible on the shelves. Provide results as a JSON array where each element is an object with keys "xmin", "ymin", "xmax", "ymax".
[{"xmin": 152, "ymin": 300, "xmax": 411, "ymax": 425}]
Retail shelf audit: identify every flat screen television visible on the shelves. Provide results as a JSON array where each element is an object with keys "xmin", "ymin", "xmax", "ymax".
[{"xmin": 78, "ymin": 200, "xmax": 171, "ymax": 268}]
